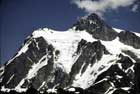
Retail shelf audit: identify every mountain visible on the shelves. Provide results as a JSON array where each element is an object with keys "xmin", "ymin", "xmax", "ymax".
[{"xmin": 0, "ymin": 13, "xmax": 140, "ymax": 94}]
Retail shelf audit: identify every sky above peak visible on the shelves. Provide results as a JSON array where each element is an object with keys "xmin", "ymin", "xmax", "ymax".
[
  {"xmin": 0, "ymin": 0, "xmax": 140, "ymax": 64},
  {"xmin": 72, "ymin": 0, "xmax": 140, "ymax": 17}
]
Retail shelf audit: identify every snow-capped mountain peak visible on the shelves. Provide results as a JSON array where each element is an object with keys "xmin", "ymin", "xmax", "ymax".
[{"xmin": 0, "ymin": 13, "xmax": 140, "ymax": 94}]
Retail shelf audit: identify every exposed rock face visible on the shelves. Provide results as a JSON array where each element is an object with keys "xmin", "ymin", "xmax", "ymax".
[
  {"xmin": 1, "ymin": 36, "xmax": 69, "ymax": 91},
  {"xmin": 1, "ymin": 37, "xmax": 48, "ymax": 88},
  {"xmin": 0, "ymin": 13, "xmax": 140, "ymax": 94},
  {"xmin": 87, "ymin": 55, "xmax": 135, "ymax": 94},
  {"xmin": 134, "ymin": 63, "xmax": 140, "ymax": 94},
  {"xmin": 69, "ymin": 40, "xmax": 109, "ymax": 84},
  {"xmin": 74, "ymin": 13, "xmax": 140, "ymax": 49},
  {"xmin": 73, "ymin": 13, "xmax": 118, "ymax": 41},
  {"xmin": 118, "ymin": 31, "xmax": 140, "ymax": 49}
]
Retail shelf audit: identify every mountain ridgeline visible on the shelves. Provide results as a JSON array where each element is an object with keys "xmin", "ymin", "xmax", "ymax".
[{"xmin": 0, "ymin": 13, "xmax": 140, "ymax": 94}]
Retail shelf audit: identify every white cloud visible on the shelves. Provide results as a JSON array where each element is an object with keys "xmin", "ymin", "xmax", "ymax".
[
  {"xmin": 132, "ymin": 4, "xmax": 139, "ymax": 12},
  {"xmin": 72, "ymin": 0, "xmax": 137, "ymax": 17}
]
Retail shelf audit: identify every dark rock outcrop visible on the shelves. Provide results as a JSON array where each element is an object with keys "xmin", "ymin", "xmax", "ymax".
[
  {"xmin": 74, "ymin": 13, "xmax": 140, "ymax": 49},
  {"xmin": 1, "ymin": 37, "xmax": 48, "ymax": 88},
  {"xmin": 134, "ymin": 63, "xmax": 140, "ymax": 94},
  {"xmin": 69, "ymin": 40, "xmax": 109, "ymax": 85},
  {"xmin": 73, "ymin": 13, "xmax": 118, "ymax": 41},
  {"xmin": 118, "ymin": 31, "xmax": 140, "ymax": 49},
  {"xmin": 86, "ymin": 55, "xmax": 135, "ymax": 94}
]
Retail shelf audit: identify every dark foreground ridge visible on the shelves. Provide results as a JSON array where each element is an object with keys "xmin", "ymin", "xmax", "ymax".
[{"xmin": 0, "ymin": 86, "xmax": 137, "ymax": 94}]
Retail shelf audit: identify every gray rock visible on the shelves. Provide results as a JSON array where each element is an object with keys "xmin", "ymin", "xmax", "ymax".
[
  {"xmin": 73, "ymin": 13, "xmax": 118, "ymax": 41},
  {"xmin": 118, "ymin": 31, "xmax": 140, "ymax": 49},
  {"xmin": 69, "ymin": 40, "xmax": 109, "ymax": 85}
]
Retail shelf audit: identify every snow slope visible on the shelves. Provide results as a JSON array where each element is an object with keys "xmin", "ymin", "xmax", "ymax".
[
  {"xmin": 1, "ymin": 27, "xmax": 140, "ymax": 93},
  {"xmin": 32, "ymin": 28, "xmax": 96, "ymax": 73}
]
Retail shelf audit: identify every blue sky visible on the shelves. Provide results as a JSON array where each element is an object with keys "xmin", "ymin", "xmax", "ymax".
[{"xmin": 0, "ymin": 0, "xmax": 140, "ymax": 64}]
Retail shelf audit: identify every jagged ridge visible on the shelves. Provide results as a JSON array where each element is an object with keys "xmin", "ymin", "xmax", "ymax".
[{"xmin": 0, "ymin": 13, "xmax": 140, "ymax": 94}]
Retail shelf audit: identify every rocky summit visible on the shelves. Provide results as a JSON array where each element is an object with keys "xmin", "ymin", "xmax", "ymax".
[{"xmin": 0, "ymin": 13, "xmax": 140, "ymax": 94}]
